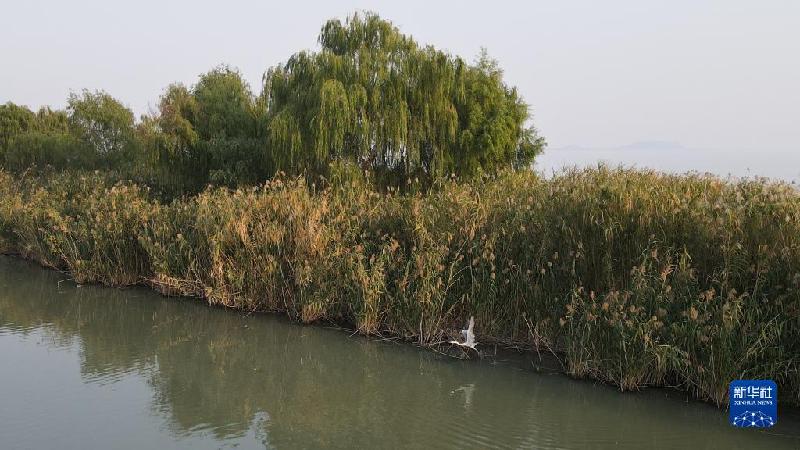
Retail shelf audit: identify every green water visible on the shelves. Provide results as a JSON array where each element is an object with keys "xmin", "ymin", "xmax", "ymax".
[{"xmin": 0, "ymin": 257, "xmax": 797, "ymax": 449}]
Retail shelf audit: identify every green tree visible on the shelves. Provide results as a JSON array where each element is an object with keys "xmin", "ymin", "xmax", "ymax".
[
  {"xmin": 156, "ymin": 83, "xmax": 199, "ymax": 154},
  {"xmin": 144, "ymin": 69, "xmax": 267, "ymax": 193},
  {"xmin": 192, "ymin": 66, "xmax": 265, "ymax": 185},
  {"xmin": 67, "ymin": 90, "xmax": 136, "ymax": 165},
  {"xmin": 193, "ymin": 66, "xmax": 257, "ymax": 140},
  {"xmin": 0, "ymin": 12, "xmax": 545, "ymax": 191},
  {"xmin": 2, "ymin": 131, "xmax": 84, "ymax": 172},
  {"xmin": 0, "ymin": 102, "xmax": 89, "ymax": 172},
  {"xmin": 263, "ymin": 12, "xmax": 545, "ymax": 183},
  {"xmin": 0, "ymin": 102, "xmax": 37, "ymax": 151},
  {"xmin": 456, "ymin": 50, "xmax": 546, "ymax": 174}
]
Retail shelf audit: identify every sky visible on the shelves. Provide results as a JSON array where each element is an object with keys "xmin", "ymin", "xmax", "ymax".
[{"xmin": 1, "ymin": 0, "xmax": 798, "ymax": 178}]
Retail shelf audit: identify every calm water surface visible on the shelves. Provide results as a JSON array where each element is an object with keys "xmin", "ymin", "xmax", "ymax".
[{"xmin": 0, "ymin": 257, "xmax": 798, "ymax": 449}]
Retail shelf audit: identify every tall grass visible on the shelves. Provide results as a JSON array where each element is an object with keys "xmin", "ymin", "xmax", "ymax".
[{"xmin": 0, "ymin": 166, "xmax": 797, "ymax": 406}]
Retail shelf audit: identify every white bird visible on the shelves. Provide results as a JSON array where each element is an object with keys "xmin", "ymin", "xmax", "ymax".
[{"xmin": 450, "ymin": 316, "xmax": 478, "ymax": 350}]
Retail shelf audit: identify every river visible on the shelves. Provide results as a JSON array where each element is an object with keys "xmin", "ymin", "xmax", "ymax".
[{"xmin": 0, "ymin": 256, "xmax": 797, "ymax": 449}]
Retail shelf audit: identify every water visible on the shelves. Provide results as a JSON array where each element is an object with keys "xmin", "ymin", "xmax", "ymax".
[
  {"xmin": 0, "ymin": 257, "xmax": 797, "ymax": 449},
  {"xmin": 536, "ymin": 143, "xmax": 800, "ymax": 184}
]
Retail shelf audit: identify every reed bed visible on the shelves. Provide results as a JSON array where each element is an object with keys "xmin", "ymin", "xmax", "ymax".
[{"xmin": 0, "ymin": 166, "xmax": 797, "ymax": 406}]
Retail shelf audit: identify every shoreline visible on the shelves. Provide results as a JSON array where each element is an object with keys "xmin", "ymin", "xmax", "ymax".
[
  {"xmin": 6, "ymin": 251, "xmax": 800, "ymax": 421},
  {"xmin": 1, "ymin": 166, "xmax": 798, "ymax": 407}
]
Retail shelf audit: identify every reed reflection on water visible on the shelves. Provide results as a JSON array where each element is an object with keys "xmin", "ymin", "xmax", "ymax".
[{"xmin": 0, "ymin": 257, "xmax": 797, "ymax": 449}]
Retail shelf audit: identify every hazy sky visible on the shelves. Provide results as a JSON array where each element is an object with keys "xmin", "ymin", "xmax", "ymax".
[{"xmin": 2, "ymin": 0, "xmax": 798, "ymax": 156}]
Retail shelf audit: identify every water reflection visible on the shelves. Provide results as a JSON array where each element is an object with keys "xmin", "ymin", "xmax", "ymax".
[{"xmin": 0, "ymin": 257, "xmax": 797, "ymax": 449}]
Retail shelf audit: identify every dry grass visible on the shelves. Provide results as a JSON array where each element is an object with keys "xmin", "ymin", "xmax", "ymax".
[{"xmin": 0, "ymin": 166, "xmax": 797, "ymax": 406}]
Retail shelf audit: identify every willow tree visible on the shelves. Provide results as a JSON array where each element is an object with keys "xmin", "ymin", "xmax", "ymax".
[
  {"xmin": 263, "ymin": 12, "xmax": 545, "ymax": 182},
  {"xmin": 67, "ymin": 90, "xmax": 136, "ymax": 157},
  {"xmin": 143, "ymin": 67, "xmax": 268, "ymax": 193},
  {"xmin": 193, "ymin": 66, "xmax": 260, "ymax": 141},
  {"xmin": 0, "ymin": 103, "xmax": 37, "ymax": 151},
  {"xmin": 0, "ymin": 102, "xmax": 88, "ymax": 172}
]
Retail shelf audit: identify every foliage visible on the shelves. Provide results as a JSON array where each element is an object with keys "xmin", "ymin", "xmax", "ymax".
[
  {"xmin": 0, "ymin": 102, "xmax": 37, "ymax": 151},
  {"xmin": 0, "ymin": 13, "xmax": 544, "ymax": 191},
  {"xmin": 2, "ymin": 131, "xmax": 85, "ymax": 172},
  {"xmin": 140, "ymin": 68, "xmax": 269, "ymax": 193},
  {"xmin": 0, "ymin": 11, "xmax": 792, "ymax": 409},
  {"xmin": 0, "ymin": 103, "xmax": 85, "ymax": 171},
  {"xmin": 67, "ymin": 90, "xmax": 137, "ymax": 166},
  {"xmin": 264, "ymin": 13, "xmax": 544, "ymax": 182},
  {"xmin": 0, "ymin": 166, "xmax": 797, "ymax": 407},
  {"xmin": 193, "ymin": 67, "xmax": 260, "ymax": 140}
]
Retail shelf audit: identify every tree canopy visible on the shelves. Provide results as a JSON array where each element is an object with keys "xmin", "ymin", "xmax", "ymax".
[
  {"xmin": 67, "ymin": 90, "xmax": 137, "ymax": 167},
  {"xmin": 264, "ymin": 12, "xmax": 544, "ymax": 181},
  {"xmin": 0, "ymin": 12, "xmax": 545, "ymax": 193}
]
